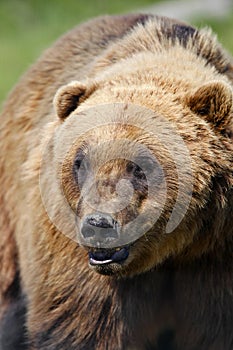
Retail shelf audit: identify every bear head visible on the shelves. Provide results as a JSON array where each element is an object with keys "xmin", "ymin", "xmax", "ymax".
[{"xmin": 41, "ymin": 64, "xmax": 233, "ymax": 277}]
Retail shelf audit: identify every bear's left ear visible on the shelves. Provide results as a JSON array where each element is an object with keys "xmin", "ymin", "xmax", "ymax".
[
  {"xmin": 186, "ymin": 81, "xmax": 233, "ymax": 132},
  {"xmin": 54, "ymin": 81, "xmax": 94, "ymax": 119}
]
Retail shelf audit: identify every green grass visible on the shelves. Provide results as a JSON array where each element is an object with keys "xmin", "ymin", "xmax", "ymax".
[{"xmin": 1, "ymin": 0, "xmax": 233, "ymax": 106}]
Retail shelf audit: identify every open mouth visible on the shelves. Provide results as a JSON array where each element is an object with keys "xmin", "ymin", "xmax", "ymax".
[{"xmin": 88, "ymin": 246, "xmax": 129, "ymax": 266}]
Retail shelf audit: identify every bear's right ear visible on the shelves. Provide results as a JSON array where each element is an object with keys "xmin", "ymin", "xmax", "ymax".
[{"xmin": 54, "ymin": 81, "xmax": 92, "ymax": 119}]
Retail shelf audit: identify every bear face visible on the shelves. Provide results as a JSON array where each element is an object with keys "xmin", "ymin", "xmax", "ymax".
[
  {"xmin": 59, "ymin": 113, "xmax": 170, "ymax": 276},
  {"xmin": 40, "ymin": 67, "xmax": 233, "ymax": 277}
]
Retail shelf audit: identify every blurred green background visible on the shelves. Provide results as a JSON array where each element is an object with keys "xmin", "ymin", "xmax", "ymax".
[{"xmin": 1, "ymin": 0, "xmax": 233, "ymax": 107}]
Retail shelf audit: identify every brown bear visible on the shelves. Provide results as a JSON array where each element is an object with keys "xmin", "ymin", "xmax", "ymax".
[{"xmin": 0, "ymin": 13, "xmax": 233, "ymax": 350}]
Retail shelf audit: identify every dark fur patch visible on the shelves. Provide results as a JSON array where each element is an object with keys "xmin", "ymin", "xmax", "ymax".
[
  {"xmin": 167, "ymin": 24, "xmax": 196, "ymax": 47},
  {"xmin": 0, "ymin": 298, "xmax": 28, "ymax": 350},
  {"xmin": 144, "ymin": 329, "xmax": 176, "ymax": 350},
  {"xmin": 0, "ymin": 274, "xmax": 28, "ymax": 350},
  {"xmin": 31, "ymin": 311, "xmax": 76, "ymax": 349},
  {"xmin": 156, "ymin": 329, "xmax": 176, "ymax": 350}
]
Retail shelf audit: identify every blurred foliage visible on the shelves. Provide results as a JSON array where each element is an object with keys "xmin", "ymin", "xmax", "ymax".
[{"xmin": 0, "ymin": 0, "xmax": 233, "ymax": 105}]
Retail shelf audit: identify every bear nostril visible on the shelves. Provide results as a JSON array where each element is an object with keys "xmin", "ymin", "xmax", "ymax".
[
  {"xmin": 80, "ymin": 213, "xmax": 120, "ymax": 247},
  {"xmin": 101, "ymin": 228, "xmax": 118, "ymax": 239},
  {"xmin": 81, "ymin": 226, "xmax": 95, "ymax": 239}
]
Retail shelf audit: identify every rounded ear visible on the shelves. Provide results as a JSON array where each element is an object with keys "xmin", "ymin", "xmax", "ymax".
[
  {"xmin": 186, "ymin": 81, "xmax": 233, "ymax": 131},
  {"xmin": 54, "ymin": 81, "xmax": 90, "ymax": 119}
]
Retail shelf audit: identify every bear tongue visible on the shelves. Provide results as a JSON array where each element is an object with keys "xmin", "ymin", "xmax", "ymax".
[{"xmin": 89, "ymin": 247, "xmax": 129, "ymax": 265}]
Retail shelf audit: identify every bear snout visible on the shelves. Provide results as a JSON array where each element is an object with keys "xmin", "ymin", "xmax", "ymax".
[{"xmin": 80, "ymin": 212, "xmax": 120, "ymax": 247}]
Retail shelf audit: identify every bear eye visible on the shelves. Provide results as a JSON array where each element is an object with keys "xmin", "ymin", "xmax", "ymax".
[
  {"xmin": 126, "ymin": 156, "xmax": 163, "ymax": 183},
  {"xmin": 73, "ymin": 149, "xmax": 90, "ymax": 187},
  {"xmin": 126, "ymin": 161, "xmax": 146, "ymax": 180},
  {"xmin": 133, "ymin": 164, "xmax": 146, "ymax": 180},
  {"xmin": 73, "ymin": 150, "xmax": 85, "ymax": 170}
]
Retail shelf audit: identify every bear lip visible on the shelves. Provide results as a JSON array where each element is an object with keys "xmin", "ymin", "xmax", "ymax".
[{"xmin": 88, "ymin": 246, "xmax": 129, "ymax": 266}]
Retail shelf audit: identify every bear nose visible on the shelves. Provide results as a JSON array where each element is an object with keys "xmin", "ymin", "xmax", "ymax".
[{"xmin": 81, "ymin": 213, "xmax": 120, "ymax": 247}]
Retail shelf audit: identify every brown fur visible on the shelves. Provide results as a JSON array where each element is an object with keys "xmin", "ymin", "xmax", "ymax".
[{"xmin": 0, "ymin": 14, "xmax": 233, "ymax": 350}]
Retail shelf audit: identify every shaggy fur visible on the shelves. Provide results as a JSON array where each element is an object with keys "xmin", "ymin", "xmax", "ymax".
[{"xmin": 0, "ymin": 14, "xmax": 233, "ymax": 350}]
